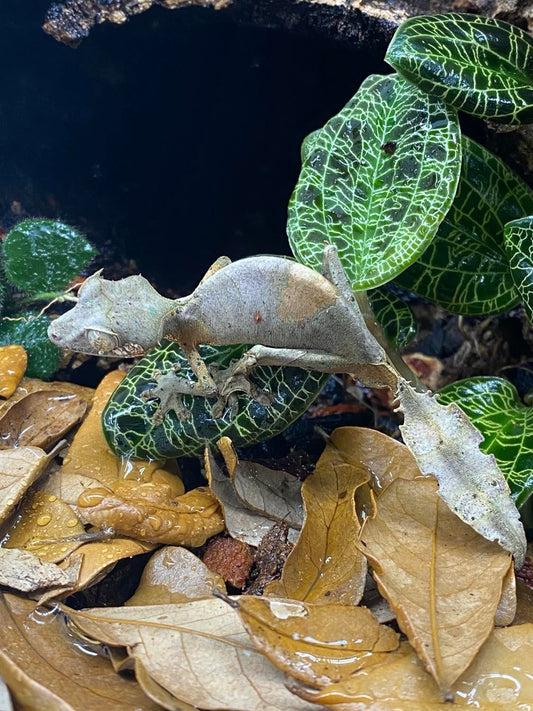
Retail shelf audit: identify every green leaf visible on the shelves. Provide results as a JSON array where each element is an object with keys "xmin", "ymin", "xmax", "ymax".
[
  {"xmin": 3, "ymin": 219, "xmax": 96, "ymax": 295},
  {"xmin": 438, "ymin": 377, "xmax": 533, "ymax": 507},
  {"xmin": 287, "ymin": 74, "xmax": 461, "ymax": 290},
  {"xmin": 0, "ymin": 312, "xmax": 61, "ymax": 379},
  {"xmin": 300, "ymin": 128, "xmax": 321, "ymax": 163},
  {"xmin": 103, "ymin": 341, "xmax": 329, "ymax": 459},
  {"xmin": 505, "ymin": 215, "xmax": 533, "ymax": 320},
  {"xmin": 368, "ymin": 287, "xmax": 417, "ymax": 349},
  {"xmin": 396, "ymin": 137, "xmax": 533, "ymax": 314},
  {"xmin": 386, "ymin": 13, "xmax": 533, "ymax": 124}
]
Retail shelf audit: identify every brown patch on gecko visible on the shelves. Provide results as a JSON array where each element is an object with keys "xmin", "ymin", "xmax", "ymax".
[
  {"xmin": 254, "ymin": 311, "xmax": 263, "ymax": 323},
  {"xmin": 277, "ymin": 268, "xmax": 336, "ymax": 323}
]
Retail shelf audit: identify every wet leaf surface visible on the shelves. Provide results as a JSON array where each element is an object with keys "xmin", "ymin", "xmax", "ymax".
[
  {"xmin": 125, "ymin": 546, "xmax": 226, "ymax": 605},
  {"xmin": 360, "ymin": 475, "xmax": 513, "ymax": 693},
  {"xmin": 304, "ymin": 624, "xmax": 533, "ymax": 708},
  {"xmin": 0, "ymin": 390, "xmax": 86, "ymax": 450},
  {"xmin": 4, "ymin": 490, "xmax": 85, "ymax": 563},
  {"xmin": 234, "ymin": 595, "xmax": 399, "ymax": 688},
  {"xmin": 0, "ymin": 593, "xmax": 159, "ymax": 710},
  {"xmin": 0, "ymin": 345, "xmax": 27, "ymax": 398},
  {"xmin": 65, "ymin": 597, "xmax": 321, "ymax": 710},
  {"xmin": 77, "ymin": 480, "xmax": 224, "ymax": 545},
  {"xmin": 0, "ymin": 446, "xmax": 56, "ymax": 526}
]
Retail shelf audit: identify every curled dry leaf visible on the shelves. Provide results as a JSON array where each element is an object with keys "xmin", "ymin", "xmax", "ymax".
[
  {"xmin": 217, "ymin": 437, "xmax": 304, "ymax": 528},
  {"xmin": 494, "ymin": 562, "xmax": 517, "ymax": 627},
  {"xmin": 0, "ymin": 547, "xmax": 81, "ymax": 593},
  {"xmin": 234, "ymin": 595, "xmax": 399, "ymax": 688},
  {"xmin": 69, "ymin": 537, "xmax": 154, "ymax": 595},
  {"xmin": 125, "ymin": 546, "xmax": 226, "ymax": 605},
  {"xmin": 4, "ymin": 490, "xmax": 84, "ymax": 563},
  {"xmin": 360, "ymin": 475, "xmax": 513, "ymax": 694},
  {"xmin": 0, "ymin": 390, "xmax": 87, "ymax": 450},
  {"xmin": 0, "ymin": 345, "xmax": 27, "ymax": 398},
  {"xmin": 301, "ymin": 625, "xmax": 533, "ymax": 709},
  {"xmin": 77, "ymin": 481, "xmax": 224, "ymax": 546},
  {"xmin": 0, "ymin": 592, "xmax": 161, "ymax": 711},
  {"xmin": 0, "ymin": 446, "xmax": 56, "ymax": 526},
  {"xmin": 205, "ymin": 446, "xmax": 282, "ymax": 546},
  {"xmin": 265, "ymin": 438, "xmax": 368, "ymax": 604},
  {"xmin": 65, "ymin": 597, "xmax": 321, "ymax": 711}
]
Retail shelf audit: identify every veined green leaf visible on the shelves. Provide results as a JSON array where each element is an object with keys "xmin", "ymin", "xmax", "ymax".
[
  {"xmin": 386, "ymin": 13, "xmax": 533, "ymax": 124},
  {"xmin": 505, "ymin": 215, "xmax": 533, "ymax": 320},
  {"xmin": 288, "ymin": 73, "xmax": 461, "ymax": 290},
  {"xmin": 396, "ymin": 137, "xmax": 533, "ymax": 314},
  {"xmin": 368, "ymin": 287, "xmax": 417, "ymax": 349},
  {"xmin": 438, "ymin": 377, "xmax": 533, "ymax": 507}
]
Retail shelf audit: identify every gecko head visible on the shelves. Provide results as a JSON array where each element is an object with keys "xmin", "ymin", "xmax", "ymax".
[{"xmin": 48, "ymin": 272, "xmax": 174, "ymax": 357}]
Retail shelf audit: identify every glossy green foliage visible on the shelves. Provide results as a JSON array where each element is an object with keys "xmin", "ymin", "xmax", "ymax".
[
  {"xmin": 3, "ymin": 219, "xmax": 95, "ymax": 295},
  {"xmin": 505, "ymin": 215, "xmax": 533, "ymax": 321},
  {"xmin": 287, "ymin": 74, "xmax": 461, "ymax": 290},
  {"xmin": 103, "ymin": 340, "xmax": 329, "ymax": 459},
  {"xmin": 0, "ymin": 312, "xmax": 60, "ymax": 379},
  {"xmin": 368, "ymin": 287, "xmax": 417, "ymax": 349},
  {"xmin": 386, "ymin": 13, "xmax": 533, "ymax": 124},
  {"xmin": 438, "ymin": 377, "xmax": 533, "ymax": 507},
  {"xmin": 396, "ymin": 137, "xmax": 533, "ymax": 314}
]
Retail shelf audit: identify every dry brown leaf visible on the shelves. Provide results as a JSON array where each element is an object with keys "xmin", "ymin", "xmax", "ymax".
[
  {"xmin": 4, "ymin": 490, "xmax": 84, "ymax": 562},
  {"xmin": 360, "ymin": 476, "xmax": 513, "ymax": 694},
  {"xmin": 70, "ymin": 537, "xmax": 154, "ymax": 594},
  {"xmin": 218, "ymin": 437, "xmax": 304, "ymax": 528},
  {"xmin": 0, "ymin": 592, "xmax": 160, "ymax": 711},
  {"xmin": 265, "ymin": 438, "xmax": 368, "ymax": 604},
  {"xmin": 234, "ymin": 595, "xmax": 399, "ymax": 688},
  {"xmin": 301, "ymin": 624, "xmax": 533, "ymax": 709},
  {"xmin": 0, "ymin": 376, "xmax": 94, "ymax": 412},
  {"xmin": 514, "ymin": 580, "xmax": 533, "ymax": 624},
  {"xmin": 134, "ymin": 659, "xmax": 196, "ymax": 711},
  {"xmin": 0, "ymin": 345, "xmax": 27, "ymax": 398},
  {"xmin": 329, "ymin": 426, "xmax": 419, "ymax": 489},
  {"xmin": 0, "ymin": 446, "xmax": 56, "ymax": 526},
  {"xmin": 205, "ymin": 446, "xmax": 281, "ymax": 546},
  {"xmin": 494, "ymin": 562, "xmax": 517, "ymax": 626},
  {"xmin": 77, "ymin": 480, "xmax": 224, "ymax": 545},
  {"xmin": 0, "ymin": 390, "xmax": 87, "ymax": 450},
  {"xmin": 125, "ymin": 546, "xmax": 226, "ymax": 605},
  {"xmin": 65, "ymin": 598, "xmax": 321, "ymax": 710},
  {"xmin": 0, "ymin": 547, "xmax": 80, "ymax": 593}
]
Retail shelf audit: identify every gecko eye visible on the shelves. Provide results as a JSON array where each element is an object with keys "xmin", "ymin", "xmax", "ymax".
[{"xmin": 86, "ymin": 328, "xmax": 120, "ymax": 354}]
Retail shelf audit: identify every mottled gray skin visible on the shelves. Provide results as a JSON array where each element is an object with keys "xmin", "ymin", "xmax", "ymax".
[
  {"xmin": 48, "ymin": 247, "xmax": 526, "ymax": 567},
  {"xmin": 48, "ymin": 249, "xmax": 394, "ymax": 396},
  {"xmin": 47, "ymin": 273, "xmax": 176, "ymax": 358}
]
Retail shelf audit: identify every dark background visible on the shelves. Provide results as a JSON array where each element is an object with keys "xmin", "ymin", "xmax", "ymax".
[{"xmin": 0, "ymin": 1, "xmax": 387, "ymax": 293}]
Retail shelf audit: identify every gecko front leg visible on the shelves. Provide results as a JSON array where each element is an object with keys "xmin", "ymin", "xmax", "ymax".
[{"xmin": 141, "ymin": 363, "xmax": 215, "ymax": 424}]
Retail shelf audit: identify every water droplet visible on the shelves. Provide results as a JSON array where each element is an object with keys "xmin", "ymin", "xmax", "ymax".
[
  {"xmin": 66, "ymin": 518, "xmax": 79, "ymax": 528},
  {"xmin": 48, "ymin": 495, "xmax": 57, "ymax": 502},
  {"xmin": 148, "ymin": 515, "xmax": 162, "ymax": 531},
  {"xmin": 36, "ymin": 514, "xmax": 51, "ymax": 526}
]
